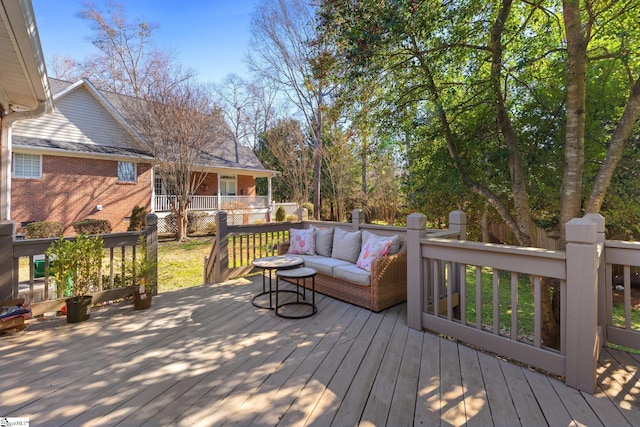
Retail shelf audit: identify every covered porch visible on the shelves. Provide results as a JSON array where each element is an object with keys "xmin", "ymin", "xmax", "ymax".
[{"xmin": 1, "ymin": 275, "xmax": 638, "ymax": 426}]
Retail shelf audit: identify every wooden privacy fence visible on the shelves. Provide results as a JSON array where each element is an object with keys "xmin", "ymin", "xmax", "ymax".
[
  {"xmin": 0, "ymin": 214, "xmax": 158, "ymax": 316},
  {"xmin": 407, "ymin": 212, "xmax": 640, "ymax": 393}
]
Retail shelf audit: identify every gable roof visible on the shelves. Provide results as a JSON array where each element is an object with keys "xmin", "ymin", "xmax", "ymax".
[{"xmin": 18, "ymin": 77, "xmax": 276, "ymax": 177}]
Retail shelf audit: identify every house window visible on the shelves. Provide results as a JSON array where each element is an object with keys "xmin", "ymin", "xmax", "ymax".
[
  {"xmin": 13, "ymin": 153, "xmax": 42, "ymax": 178},
  {"xmin": 118, "ymin": 161, "xmax": 136, "ymax": 182},
  {"xmin": 154, "ymin": 177, "xmax": 165, "ymax": 195},
  {"xmin": 220, "ymin": 175, "xmax": 237, "ymax": 196}
]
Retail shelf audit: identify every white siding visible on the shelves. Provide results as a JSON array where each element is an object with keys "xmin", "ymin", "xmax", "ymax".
[{"xmin": 12, "ymin": 86, "xmax": 136, "ymax": 147}]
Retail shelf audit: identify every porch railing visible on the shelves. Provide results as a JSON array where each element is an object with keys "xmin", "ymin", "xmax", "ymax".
[
  {"xmin": 0, "ymin": 214, "xmax": 158, "ymax": 316},
  {"xmin": 154, "ymin": 195, "xmax": 270, "ymax": 212}
]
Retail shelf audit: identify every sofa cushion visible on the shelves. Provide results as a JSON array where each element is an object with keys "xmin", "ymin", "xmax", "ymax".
[
  {"xmin": 362, "ymin": 230, "xmax": 402, "ymax": 255},
  {"xmin": 288, "ymin": 228, "xmax": 315, "ymax": 255},
  {"xmin": 296, "ymin": 255, "xmax": 351, "ymax": 276},
  {"xmin": 332, "ymin": 228, "xmax": 361, "ymax": 263},
  {"xmin": 313, "ymin": 227, "xmax": 334, "ymax": 257},
  {"xmin": 333, "ymin": 264, "xmax": 371, "ymax": 286},
  {"xmin": 356, "ymin": 234, "xmax": 392, "ymax": 272}
]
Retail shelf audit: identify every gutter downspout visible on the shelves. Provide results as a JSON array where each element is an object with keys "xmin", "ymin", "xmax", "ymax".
[{"xmin": 1, "ymin": 101, "xmax": 48, "ymax": 220}]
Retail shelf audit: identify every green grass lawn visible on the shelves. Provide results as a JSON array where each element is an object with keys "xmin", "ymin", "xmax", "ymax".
[{"xmin": 157, "ymin": 237, "xmax": 214, "ymax": 292}]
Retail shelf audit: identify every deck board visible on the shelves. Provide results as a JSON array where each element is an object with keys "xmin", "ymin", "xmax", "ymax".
[{"xmin": 1, "ymin": 276, "xmax": 638, "ymax": 426}]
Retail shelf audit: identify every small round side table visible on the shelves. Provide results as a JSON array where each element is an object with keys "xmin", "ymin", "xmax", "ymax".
[{"xmin": 275, "ymin": 267, "xmax": 317, "ymax": 319}]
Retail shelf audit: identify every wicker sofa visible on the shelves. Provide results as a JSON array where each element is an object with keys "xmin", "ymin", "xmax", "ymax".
[{"xmin": 277, "ymin": 228, "xmax": 407, "ymax": 312}]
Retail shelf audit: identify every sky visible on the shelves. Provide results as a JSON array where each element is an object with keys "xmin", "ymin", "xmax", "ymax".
[{"xmin": 32, "ymin": 0, "xmax": 261, "ymax": 84}]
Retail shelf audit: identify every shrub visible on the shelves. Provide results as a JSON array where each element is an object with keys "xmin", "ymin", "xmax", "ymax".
[
  {"xmin": 128, "ymin": 205, "xmax": 147, "ymax": 231},
  {"xmin": 286, "ymin": 214, "xmax": 298, "ymax": 222},
  {"xmin": 254, "ymin": 219, "xmax": 266, "ymax": 225},
  {"xmin": 206, "ymin": 222, "xmax": 217, "ymax": 235},
  {"xmin": 46, "ymin": 234, "xmax": 103, "ymax": 299},
  {"xmin": 165, "ymin": 211, "xmax": 211, "ymax": 234},
  {"xmin": 301, "ymin": 202, "xmax": 314, "ymax": 218},
  {"xmin": 275, "ymin": 206, "xmax": 286, "ymax": 222},
  {"xmin": 187, "ymin": 211, "xmax": 209, "ymax": 233},
  {"xmin": 24, "ymin": 221, "xmax": 63, "ymax": 239},
  {"xmin": 73, "ymin": 219, "xmax": 112, "ymax": 235}
]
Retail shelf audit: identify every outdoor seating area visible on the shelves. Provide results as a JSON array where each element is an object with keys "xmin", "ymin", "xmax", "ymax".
[
  {"xmin": 1, "ymin": 275, "xmax": 638, "ymax": 426},
  {"xmin": 276, "ymin": 227, "xmax": 408, "ymax": 312}
]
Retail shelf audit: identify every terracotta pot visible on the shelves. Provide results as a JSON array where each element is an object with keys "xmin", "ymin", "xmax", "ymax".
[{"xmin": 133, "ymin": 288, "xmax": 152, "ymax": 310}]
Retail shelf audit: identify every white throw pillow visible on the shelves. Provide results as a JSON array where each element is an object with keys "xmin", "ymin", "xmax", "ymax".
[
  {"xmin": 288, "ymin": 228, "xmax": 315, "ymax": 255},
  {"xmin": 331, "ymin": 228, "xmax": 361, "ymax": 263}
]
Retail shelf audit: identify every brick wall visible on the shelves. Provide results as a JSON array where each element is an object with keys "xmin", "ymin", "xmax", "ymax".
[
  {"xmin": 237, "ymin": 174, "xmax": 256, "ymax": 196},
  {"xmin": 12, "ymin": 155, "xmax": 152, "ymax": 235}
]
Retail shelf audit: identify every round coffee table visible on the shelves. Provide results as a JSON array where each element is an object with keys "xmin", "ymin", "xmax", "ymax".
[
  {"xmin": 251, "ymin": 255, "xmax": 304, "ymax": 310},
  {"xmin": 275, "ymin": 267, "xmax": 317, "ymax": 319}
]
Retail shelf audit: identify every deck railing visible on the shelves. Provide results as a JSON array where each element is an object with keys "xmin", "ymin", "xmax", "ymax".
[
  {"xmin": 204, "ymin": 208, "xmax": 447, "ymax": 286},
  {"xmin": 0, "ymin": 214, "xmax": 158, "ymax": 316},
  {"xmin": 603, "ymin": 239, "xmax": 640, "ymax": 349},
  {"xmin": 154, "ymin": 195, "xmax": 270, "ymax": 212},
  {"xmin": 405, "ymin": 212, "xmax": 640, "ymax": 393}
]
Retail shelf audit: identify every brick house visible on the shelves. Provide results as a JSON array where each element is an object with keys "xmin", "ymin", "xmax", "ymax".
[{"xmin": 8, "ymin": 78, "xmax": 277, "ymax": 234}]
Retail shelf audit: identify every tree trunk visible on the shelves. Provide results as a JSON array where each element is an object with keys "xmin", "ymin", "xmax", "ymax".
[
  {"xmin": 489, "ymin": 0, "xmax": 534, "ymax": 247},
  {"xmin": 559, "ymin": 0, "xmax": 588, "ymax": 240},
  {"xmin": 176, "ymin": 209, "xmax": 189, "ymax": 242}
]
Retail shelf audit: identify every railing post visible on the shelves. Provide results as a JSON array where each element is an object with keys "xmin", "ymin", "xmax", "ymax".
[
  {"xmin": 296, "ymin": 207, "xmax": 309, "ymax": 221},
  {"xmin": 215, "ymin": 211, "xmax": 229, "ymax": 282},
  {"xmin": 448, "ymin": 211, "xmax": 466, "ymax": 319},
  {"xmin": 407, "ymin": 213, "xmax": 427, "ymax": 330},
  {"xmin": 565, "ymin": 217, "xmax": 599, "ymax": 393},
  {"xmin": 583, "ymin": 213, "xmax": 606, "ymax": 346},
  {"xmin": 352, "ymin": 209, "xmax": 364, "ymax": 231},
  {"xmin": 449, "ymin": 210, "xmax": 467, "ymax": 240},
  {"xmin": 145, "ymin": 213, "xmax": 158, "ymax": 296},
  {"xmin": 0, "ymin": 220, "xmax": 16, "ymax": 299}
]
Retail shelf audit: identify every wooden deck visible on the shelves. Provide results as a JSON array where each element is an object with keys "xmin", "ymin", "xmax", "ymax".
[{"xmin": 1, "ymin": 276, "xmax": 639, "ymax": 426}]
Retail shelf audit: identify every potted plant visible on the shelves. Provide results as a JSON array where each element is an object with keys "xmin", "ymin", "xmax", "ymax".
[
  {"xmin": 130, "ymin": 237, "xmax": 156, "ymax": 310},
  {"xmin": 46, "ymin": 234, "xmax": 103, "ymax": 323}
]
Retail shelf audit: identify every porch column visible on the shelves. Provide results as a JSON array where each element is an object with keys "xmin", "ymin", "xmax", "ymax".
[
  {"xmin": 217, "ymin": 175, "xmax": 221, "ymax": 210},
  {"xmin": 267, "ymin": 176, "xmax": 273, "ymax": 222}
]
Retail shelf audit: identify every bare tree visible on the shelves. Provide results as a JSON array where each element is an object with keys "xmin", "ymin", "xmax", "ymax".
[
  {"xmin": 123, "ymin": 77, "xmax": 229, "ymax": 241},
  {"xmin": 49, "ymin": 55, "xmax": 84, "ymax": 82},
  {"xmin": 321, "ymin": 128, "xmax": 359, "ymax": 222},
  {"xmin": 248, "ymin": 0, "xmax": 332, "ymax": 218},
  {"xmin": 259, "ymin": 119, "xmax": 311, "ymax": 204},
  {"xmin": 75, "ymin": 1, "xmax": 193, "ymax": 97}
]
